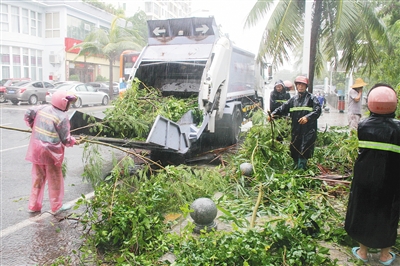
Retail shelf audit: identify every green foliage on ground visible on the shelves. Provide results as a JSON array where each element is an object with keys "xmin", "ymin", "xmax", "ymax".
[
  {"xmin": 92, "ymin": 79, "xmax": 202, "ymax": 140},
  {"xmin": 56, "ymin": 109, "xmax": 369, "ymax": 265},
  {"xmin": 76, "ymin": 162, "xmax": 229, "ymax": 265}
]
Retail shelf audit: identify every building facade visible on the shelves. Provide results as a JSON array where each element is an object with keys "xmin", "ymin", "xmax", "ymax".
[
  {"xmin": 114, "ymin": 0, "xmax": 191, "ymax": 19},
  {"xmin": 1, "ymin": 0, "xmax": 121, "ymax": 83},
  {"xmin": 1, "ymin": 0, "xmax": 192, "ymax": 83}
]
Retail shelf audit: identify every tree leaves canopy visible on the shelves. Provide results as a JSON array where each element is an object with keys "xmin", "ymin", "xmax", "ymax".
[
  {"xmin": 245, "ymin": 0, "xmax": 391, "ymax": 90},
  {"xmin": 71, "ymin": 14, "xmax": 146, "ymax": 97}
]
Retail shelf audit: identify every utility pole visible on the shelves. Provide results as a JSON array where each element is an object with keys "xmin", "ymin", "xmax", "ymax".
[{"xmin": 301, "ymin": 0, "xmax": 313, "ymax": 77}]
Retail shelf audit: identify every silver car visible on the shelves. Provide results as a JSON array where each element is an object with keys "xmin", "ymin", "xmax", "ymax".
[
  {"xmin": 4, "ymin": 80, "xmax": 54, "ymax": 105},
  {"xmin": 85, "ymin": 81, "xmax": 119, "ymax": 95},
  {"xmin": 45, "ymin": 82, "xmax": 109, "ymax": 108}
]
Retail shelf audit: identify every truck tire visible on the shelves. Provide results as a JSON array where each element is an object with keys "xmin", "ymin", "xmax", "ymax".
[
  {"xmin": 150, "ymin": 151, "xmax": 186, "ymax": 166},
  {"xmin": 213, "ymin": 106, "xmax": 243, "ymax": 147},
  {"xmin": 226, "ymin": 107, "xmax": 243, "ymax": 145}
]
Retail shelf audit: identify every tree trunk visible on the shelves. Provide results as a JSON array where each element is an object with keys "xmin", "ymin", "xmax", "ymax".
[{"xmin": 308, "ymin": 0, "xmax": 323, "ymax": 94}]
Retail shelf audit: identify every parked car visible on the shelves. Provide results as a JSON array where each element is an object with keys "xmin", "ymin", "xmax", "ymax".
[
  {"xmin": 85, "ymin": 81, "xmax": 119, "ymax": 95},
  {"xmin": 4, "ymin": 80, "xmax": 54, "ymax": 105},
  {"xmin": 52, "ymin": 80, "xmax": 80, "ymax": 87},
  {"xmin": 0, "ymin": 78, "xmax": 31, "ymax": 103},
  {"xmin": 45, "ymin": 82, "xmax": 109, "ymax": 108}
]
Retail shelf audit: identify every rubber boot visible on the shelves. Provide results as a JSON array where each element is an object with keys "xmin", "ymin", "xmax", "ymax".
[
  {"xmin": 297, "ymin": 158, "xmax": 308, "ymax": 170},
  {"xmin": 293, "ymin": 158, "xmax": 298, "ymax": 169}
]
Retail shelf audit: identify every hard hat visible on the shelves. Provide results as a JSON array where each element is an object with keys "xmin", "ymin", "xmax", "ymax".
[
  {"xmin": 51, "ymin": 90, "xmax": 77, "ymax": 111},
  {"xmin": 283, "ymin": 80, "xmax": 293, "ymax": 89},
  {"xmin": 367, "ymin": 86, "xmax": 397, "ymax": 114},
  {"xmin": 294, "ymin": 76, "xmax": 308, "ymax": 85}
]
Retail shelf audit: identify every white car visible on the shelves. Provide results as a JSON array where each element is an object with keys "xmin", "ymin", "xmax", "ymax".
[{"xmin": 46, "ymin": 82, "xmax": 109, "ymax": 108}]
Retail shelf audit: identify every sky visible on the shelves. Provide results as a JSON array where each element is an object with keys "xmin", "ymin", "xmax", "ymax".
[
  {"xmin": 118, "ymin": 0, "xmax": 268, "ymax": 55},
  {"xmin": 190, "ymin": 0, "xmax": 294, "ymax": 70},
  {"xmin": 191, "ymin": 0, "xmax": 266, "ymax": 55}
]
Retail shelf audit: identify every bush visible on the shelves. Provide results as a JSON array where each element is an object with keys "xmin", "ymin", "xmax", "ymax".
[
  {"xmin": 95, "ymin": 75, "xmax": 107, "ymax": 81},
  {"xmin": 69, "ymin": 74, "xmax": 79, "ymax": 81}
]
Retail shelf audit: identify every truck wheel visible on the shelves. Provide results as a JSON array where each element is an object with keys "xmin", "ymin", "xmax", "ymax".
[
  {"xmin": 150, "ymin": 151, "xmax": 185, "ymax": 166},
  {"xmin": 258, "ymin": 97, "xmax": 264, "ymax": 112},
  {"xmin": 226, "ymin": 107, "xmax": 243, "ymax": 145},
  {"xmin": 0, "ymin": 93, "xmax": 6, "ymax": 103},
  {"xmin": 213, "ymin": 107, "xmax": 243, "ymax": 147}
]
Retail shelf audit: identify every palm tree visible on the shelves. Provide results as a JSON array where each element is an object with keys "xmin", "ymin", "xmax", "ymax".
[
  {"xmin": 244, "ymin": 0, "xmax": 391, "ymax": 92},
  {"xmin": 72, "ymin": 16, "xmax": 144, "ymax": 98}
]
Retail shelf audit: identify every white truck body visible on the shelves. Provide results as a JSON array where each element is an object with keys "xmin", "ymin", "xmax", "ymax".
[{"xmin": 125, "ymin": 17, "xmax": 270, "ymax": 158}]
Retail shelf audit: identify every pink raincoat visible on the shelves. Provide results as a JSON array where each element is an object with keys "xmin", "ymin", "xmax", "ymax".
[{"xmin": 24, "ymin": 105, "xmax": 76, "ymax": 212}]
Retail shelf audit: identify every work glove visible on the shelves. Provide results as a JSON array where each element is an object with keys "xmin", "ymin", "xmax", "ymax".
[{"xmin": 74, "ymin": 136, "xmax": 85, "ymax": 145}]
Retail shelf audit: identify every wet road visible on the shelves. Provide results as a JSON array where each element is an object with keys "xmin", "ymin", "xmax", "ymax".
[
  {"xmin": 0, "ymin": 102, "xmax": 119, "ymax": 265},
  {"xmin": 317, "ymin": 103, "xmax": 349, "ymax": 129}
]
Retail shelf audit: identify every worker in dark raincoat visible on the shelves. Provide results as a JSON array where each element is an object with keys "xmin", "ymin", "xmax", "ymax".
[
  {"xmin": 269, "ymin": 79, "xmax": 291, "ymax": 113},
  {"xmin": 268, "ymin": 76, "xmax": 322, "ymax": 169},
  {"xmin": 345, "ymin": 84, "xmax": 400, "ymax": 265}
]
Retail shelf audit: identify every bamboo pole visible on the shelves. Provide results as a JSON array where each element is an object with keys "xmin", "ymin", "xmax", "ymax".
[{"xmin": 0, "ymin": 124, "xmax": 164, "ymax": 169}]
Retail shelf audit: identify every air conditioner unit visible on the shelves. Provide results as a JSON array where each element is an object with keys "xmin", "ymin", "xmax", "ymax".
[
  {"xmin": 49, "ymin": 54, "xmax": 60, "ymax": 64},
  {"xmin": 84, "ymin": 24, "xmax": 91, "ymax": 31}
]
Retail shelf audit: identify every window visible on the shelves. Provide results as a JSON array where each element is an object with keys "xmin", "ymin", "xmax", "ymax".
[
  {"xmin": 37, "ymin": 50, "xmax": 42, "ymax": 67},
  {"xmin": 37, "ymin": 13, "xmax": 42, "ymax": 37},
  {"xmin": 66, "ymin": 15, "xmax": 94, "ymax": 39},
  {"xmin": 1, "ymin": 4, "xmax": 9, "ymax": 32},
  {"xmin": 12, "ymin": 47, "xmax": 21, "ymax": 77},
  {"xmin": 45, "ymin": 12, "xmax": 60, "ymax": 38},
  {"xmin": 32, "ymin": 82, "xmax": 43, "ymax": 88},
  {"xmin": 1, "ymin": 46, "xmax": 10, "ymax": 78},
  {"xmin": 23, "ymin": 48, "xmax": 29, "ymax": 77},
  {"xmin": 22, "ymin": 8, "xmax": 28, "ymax": 34},
  {"xmin": 44, "ymin": 82, "xmax": 53, "ymax": 88},
  {"xmin": 11, "ymin": 6, "xmax": 19, "ymax": 33},
  {"xmin": 30, "ymin": 10, "xmax": 36, "ymax": 36},
  {"xmin": 37, "ymin": 50, "xmax": 42, "ymax": 80},
  {"xmin": 76, "ymin": 85, "xmax": 87, "ymax": 92}
]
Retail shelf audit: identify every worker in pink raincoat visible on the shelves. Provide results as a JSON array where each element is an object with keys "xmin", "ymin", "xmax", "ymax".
[{"xmin": 24, "ymin": 90, "xmax": 79, "ymax": 214}]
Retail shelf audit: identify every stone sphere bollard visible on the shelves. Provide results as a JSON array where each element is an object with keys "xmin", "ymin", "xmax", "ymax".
[
  {"xmin": 240, "ymin": 162, "xmax": 253, "ymax": 176},
  {"xmin": 190, "ymin": 198, "xmax": 217, "ymax": 234}
]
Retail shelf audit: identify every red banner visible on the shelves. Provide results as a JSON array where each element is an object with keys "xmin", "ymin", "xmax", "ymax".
[{"xmin": 65, "ymin": 37, "xmax": 82, "ymax": 54}]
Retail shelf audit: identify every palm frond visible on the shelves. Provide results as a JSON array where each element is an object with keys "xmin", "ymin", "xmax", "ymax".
[
  {"xmin": 257, "ymin": 0, "xmax": 304, "ymax": 68},
  {"xmin": 244, "ymin": 0, "xmax": 276, "ymax": 28}
]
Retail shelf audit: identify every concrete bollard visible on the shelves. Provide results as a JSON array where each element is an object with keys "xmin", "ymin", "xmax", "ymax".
[
  {"xmin": 190, "ymin": 198, "xmax": 217, "ymax": 234},
  {"xmin": 240, "ymin": 162, "xmax": 253, "ymax": 176}
]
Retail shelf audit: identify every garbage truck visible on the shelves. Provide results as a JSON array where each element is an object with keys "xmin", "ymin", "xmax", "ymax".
[{"xmin": 70, "ymin": 16, "xmax": 272, "ymax": 163}]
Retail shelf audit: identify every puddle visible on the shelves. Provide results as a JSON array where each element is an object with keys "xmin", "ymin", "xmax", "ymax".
[{"xmin": 1, "ymin": 213, "xmax": 83, "ymax": 265}]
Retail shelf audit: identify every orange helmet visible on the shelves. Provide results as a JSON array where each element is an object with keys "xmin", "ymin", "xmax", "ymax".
[
  {"xmin": 294, "ymin": 76, "xmax": 308, "ymax": 86},
  {"xmin": 51, "ymin": 90, "xmax": 77, "ymax": 111},
  {"xmin": 367, "ymin": 86, "xmax": 397, "ymax": 114}
]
